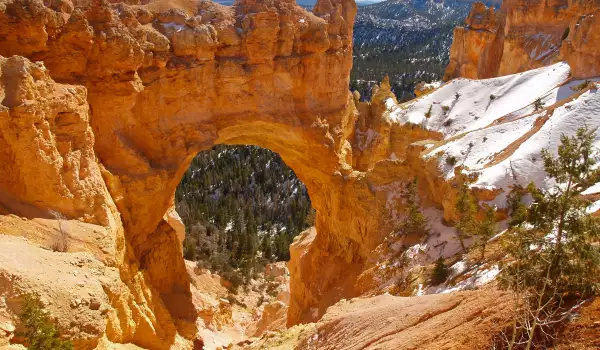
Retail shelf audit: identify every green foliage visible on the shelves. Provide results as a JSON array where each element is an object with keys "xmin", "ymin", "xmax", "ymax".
[
  {"xmin": 533, "ymin": 98, "xmax": 544, "ymax": 111},
  {"xmin": 454, "ymin": 184, "xmax": 477, "ymax": 252},
  {"xmin": 396, "ymin": 178, "xmax": 430, "ymax": 239},
  {"xmin": 573, "ymin": 79, "xmax": 592, "ymax": 92},
  {"xmin": 498, "ymin": 126, "xmax": 600, "ymax": 348},
  {"xmin": 425, "ymin": 104, "xmax": 433, "ymax": 118},
  {"xmin": 18, "ymin": 294, "xmax": 73, "ymax": 350},
  {"xmin": 430, "ymin": 257, "xmax": 449, "ymax": 285},
  {"xmin": 506, "ymin": 184, "xmax": 529, "ymax": 228},
  {"xmin": 476, "ymin": 205, "xmax": 497, "ymax": 259},
  {"xmin": 176, "ymin": 145, "xmax": 313, "ymax": 288},
  {"xmin": 446, "ymin": 155, "xmax": 457, "ymax": 166}
]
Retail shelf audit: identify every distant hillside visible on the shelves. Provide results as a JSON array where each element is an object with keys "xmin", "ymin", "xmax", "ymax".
[
  {"xmin": 351, "ymin": 0, "xmax": 499, "ymax": 101},
  {"xmin": 175, "ymin": 145, "xmax": 313, "ymax": 285}
]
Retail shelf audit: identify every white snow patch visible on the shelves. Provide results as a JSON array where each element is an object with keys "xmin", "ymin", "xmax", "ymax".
[
  {"xmin": 582, "ymin": 182, "xmax": 600, "ymax": 195},
  {"xmin": 587, "ymin": 200, "xmax": 600, "ymax": 214},
  {"xmin": 399, "ymin": 62, "xmax": 571, "ymax": 137}
]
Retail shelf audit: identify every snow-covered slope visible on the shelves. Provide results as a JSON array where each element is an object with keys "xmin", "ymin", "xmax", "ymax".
[
  {"xmin": 394, "ymin": 63, "xmax": 573, "ymax": 135},
  {"xmin": 389, "ymin": 62, "xmax": 600, "ymax": 205}
]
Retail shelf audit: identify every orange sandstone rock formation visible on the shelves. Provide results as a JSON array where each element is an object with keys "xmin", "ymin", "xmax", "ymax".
[
  {"xmin": 0, "ymin": 0, "xmax": 495, "ymax": 347},
  {"xmin": 445, "ymin": 0, "xmax": 600, "ymax": 80},
  {"xmin": 0, "ymin": 56, "xmax": 116, "ymax": 228},
  {"xmin": 444, "ymin": 2, "xmax": 505, "ymax": 80},
  {"xmin": 237, "ymin": 288, "xmax": 514, "ymax": 350},
  {"xmin": 1, "ymin": 0, "xmax": 400, "ymax": 345}
]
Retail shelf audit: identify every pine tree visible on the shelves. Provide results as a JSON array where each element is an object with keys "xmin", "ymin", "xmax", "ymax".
[
  {"xmin": 506, "ymin": 184, "xmax": 528, "ymax": 228},
  {"xmin": 396, "ymin": 178, "xmax": 429, "ymax": 239},
  {"xmin": 261, "ymin": 236, "xmax": 273, "ymax": 261},
  {"xmin": 476, "ymin": 205, "xmax": 497, "ymax": 259},
  {"xmin": 498, "ymin": 126, "xmax": 600, "ymax": 349},
  {"xmin": 454, "ymin": 184, "xmax": 477, "ymax": 253},
  {"xmin": 430, "ymin": 257, "xmax": 449, "ymax": 285},
  {"xmin": 425, "ymin": 104, "xmax": 433, "ymax": 118}
]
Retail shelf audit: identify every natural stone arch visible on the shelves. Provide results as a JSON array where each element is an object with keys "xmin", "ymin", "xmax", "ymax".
[
  {"xmin": 73, "ymin": 0, "xmax": 370, "ymax": 330},
  {"xmin": 0, "ymin": 0, "xmax": 379, "ymax": 340},
  {"xmin": 0, "ymin": 0, "xmax": 454, "ymax": 346}
]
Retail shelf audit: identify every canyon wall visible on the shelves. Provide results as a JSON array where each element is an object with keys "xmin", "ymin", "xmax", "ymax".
[
  {"xmin": 1, "ymin": 0, "xmax": 442, "ymax": 346},
  {"xmin": 5, "ymin": 0, "xmax": 581, "ymax": 347},
  {"xmin": 445, "ymin": 0, "xmax": 600, "ymax": 80}
]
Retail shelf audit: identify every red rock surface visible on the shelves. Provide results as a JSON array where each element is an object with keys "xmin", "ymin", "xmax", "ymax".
[{"xmin": 445, "ymin": 0, "xmax": 600, "ymax": 80}]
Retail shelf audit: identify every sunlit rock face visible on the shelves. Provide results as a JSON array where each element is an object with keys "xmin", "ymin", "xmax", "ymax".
[
  {"xmin": 444, "ymin": 2, "xmax": 506, "ymax": 80},
  {"xmin": 1, "ymin": 0, "xmax": 404, "ymax": 343},
  {"xmin": 1, "ymin": 0, "xmax": 525, "ymax": 346},
  {"xmin": 445, "ymin": 0, "xmax": 600, "ymax": 80}
]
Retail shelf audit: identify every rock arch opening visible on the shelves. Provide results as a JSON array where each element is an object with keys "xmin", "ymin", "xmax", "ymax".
[{"xmin": 175, "ymin": 144, "xmax": 313, "ymax": 283}]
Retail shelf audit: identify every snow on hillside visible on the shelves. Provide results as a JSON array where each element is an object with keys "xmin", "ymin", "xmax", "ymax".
[
  {"xmin": 387, "ymin": 62, "xmax": 600, "ymax": 208},
  {"xmin": 392, "ymin": 62, "xmax": 572, "ymax": 136},
  {"xmin": 474, "ymin": 85, "xmax": 600, "ymax": 202}
]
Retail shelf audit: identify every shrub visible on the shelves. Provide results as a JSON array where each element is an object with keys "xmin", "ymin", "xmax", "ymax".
[
  {"xmin": 441, "ymin": 105, "xmax": 450, "ymax": 112},
  {"xmin": 498, "ymin": 126, "xmax": 600, "ymax": 349},
  {"xmin": 533, "ymin": 97, "xmax": 544, "ymax": 111},
  {"xmin": 50, "ymin": 211, "xmax": 69, "ymax": 253},
  {"xmin": 424, "ymin": 104, "xmax": 433, "ymax": 118},
  {"xmin": 482, "ymin": 136, "xmax": 488, "ymax": 143},
  {"xmin": 443, "ymin": 119, "xmax": 453, "ymax": 127},
  {"xmin": 18, "ymin": 294, "xmax": 73, "ymax": 350},
  {"xmin": 222, "ymin": 270, "xmax": 244, "ymax": 293},
  {"xmin": 430, "ymin": 257, "xmax": 449, "ymax": 285},
  {"xmin": 573, "ymin": 79, "xmax": 592, "ymax": 91},
  {"xmin": 446, "ymin": 155, "xmax": 457, "ymax": 166},
  {"xmin": 489, "ymin": 94, "xmax": 496, "ymax": 100},
  {"xmin": 454, "ymin": 92, "xmax": 461, "ymax": 100}
]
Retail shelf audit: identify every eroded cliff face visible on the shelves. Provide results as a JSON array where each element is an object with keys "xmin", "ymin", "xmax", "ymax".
[
  {"xmin": 444, "ymin": 3, "xmax": 505, "ymax": 80},
  {"xmin": 1, "ymin": 0, "xmax": 422, "ymax": 346},
  {"xmin": 445, "ymin": 0, "xmax": 600, "ymax": 80},
  {"xmin": 4, "ymin": 0, "xmax": 575, "ymax": 348}
]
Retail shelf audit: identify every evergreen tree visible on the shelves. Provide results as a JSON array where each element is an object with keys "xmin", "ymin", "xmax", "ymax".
[
  {"xmin": 498, "ymin": 126, "xmax": 600, "ymax": 349},
  {"xmin": 454, "ymin": 184, "xmax": 477, "ymax": 253},
  {"xmin": 506, "ymin": 184, "xmax": 528, "ymax": 228},
  {"xmin": 396, "ymin": 178, "xmax": 429, "ymax": 239},
  {"xmin": 261, "ymin": 236, "xmax": 273, "ymax": 261},
  {"xmin": 533, "ymin": 97, "xmax": 544, "ymax": 111},
  {"xmin": 476, "ymin": 205, "xmax": 497, "ymax": 259},
  {"xmin": 430, "ymin": 257, "xmax": 449, "ymax": 285}
]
